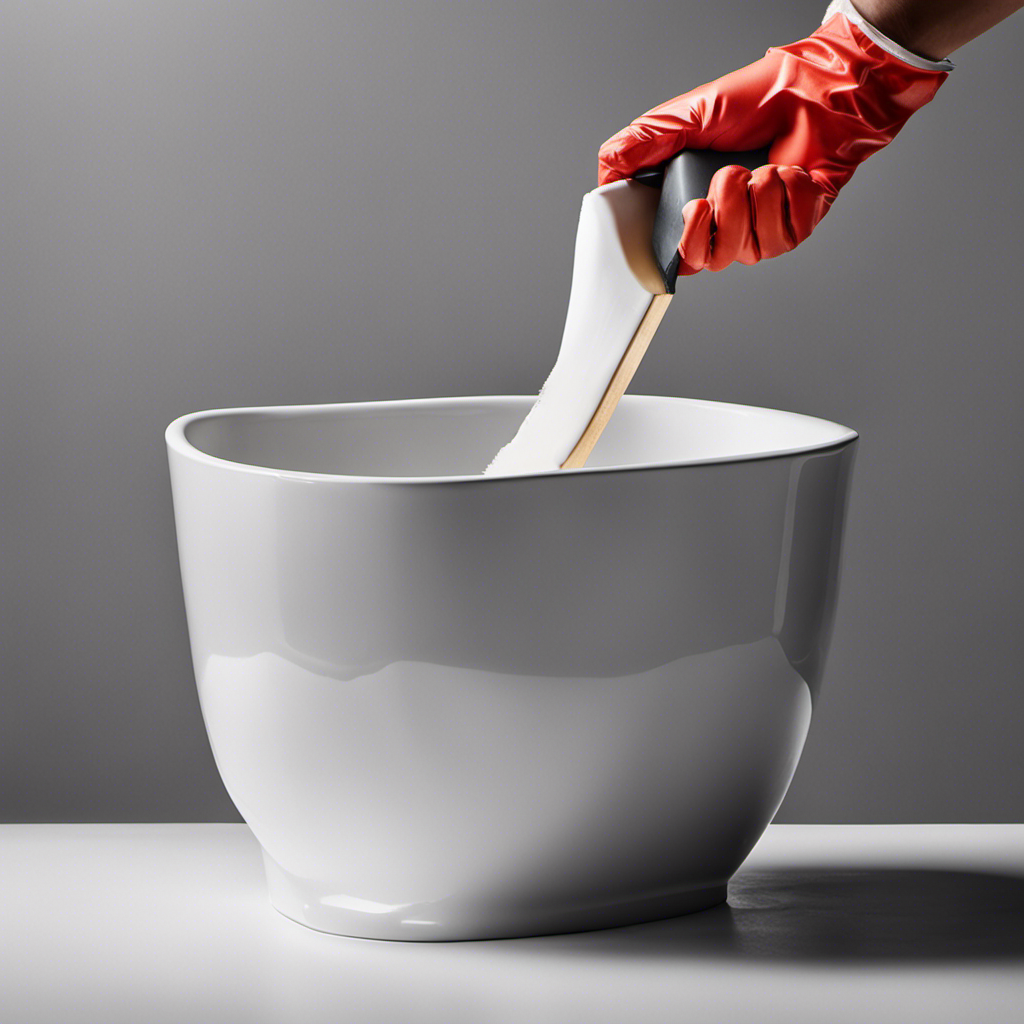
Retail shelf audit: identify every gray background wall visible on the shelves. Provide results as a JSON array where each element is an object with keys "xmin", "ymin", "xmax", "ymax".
[{"xmin": 2, "ymin": 0, "xmax": 1021, "ymax": 823}]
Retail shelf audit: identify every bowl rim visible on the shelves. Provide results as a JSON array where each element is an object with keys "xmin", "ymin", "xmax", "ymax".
[{"xmin": 165, "ymin": 394, "xmax": 858, "ymax": 486}]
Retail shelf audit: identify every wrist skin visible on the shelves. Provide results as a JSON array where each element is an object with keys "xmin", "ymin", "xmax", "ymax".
[{"xmin": 854, "ymin": 0, "xmax": 1024, "ymax": 60}]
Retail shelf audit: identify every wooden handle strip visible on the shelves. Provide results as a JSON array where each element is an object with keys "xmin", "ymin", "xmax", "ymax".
[{"xmin": 560, "ymin": 293, "xmax": 673, "ymax": 469}]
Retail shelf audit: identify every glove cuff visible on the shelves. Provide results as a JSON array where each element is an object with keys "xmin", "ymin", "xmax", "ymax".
[{"xmin": 823, "ymin": 0, "xmax": 955, "ymax": 72}]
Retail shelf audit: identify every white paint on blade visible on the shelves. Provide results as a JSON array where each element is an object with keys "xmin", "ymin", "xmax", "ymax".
[{"xmin": 484, "ymin": 179, "xmax": 666, "ymax": 476}]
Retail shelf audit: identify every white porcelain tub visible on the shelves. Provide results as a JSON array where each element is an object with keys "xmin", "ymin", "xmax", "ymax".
[{"xmin": 166, "ymin": 395, "xmax": 857, "ymax": 940}]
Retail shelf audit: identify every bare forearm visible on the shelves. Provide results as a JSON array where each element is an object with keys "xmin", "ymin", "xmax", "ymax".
[{"xmin": 854, "ymin": 0, "xmax": 1024, "ymax": 59}]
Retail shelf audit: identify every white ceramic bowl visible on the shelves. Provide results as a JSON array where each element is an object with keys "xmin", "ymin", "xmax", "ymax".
[{"xmin": 166, "ymin": 395, "xmax": 857, "ymax": 940}]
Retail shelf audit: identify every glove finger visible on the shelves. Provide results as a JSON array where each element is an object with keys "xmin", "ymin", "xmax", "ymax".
[
  {"xmin": 678, "ymin": 198, "xmax": 712, "ymax": 273},
  {"xmin": 598, "ymin": 126, "xmax": 642, "ymax": 185},
  {"xmin": 599, "ymin": 122, "xmax": 688, "ymax": 185},
  {"xmin": 777, "ymin": 165, "xmax": 828, "ymax": 244},
  {"xmin": 748, "ymin": 164, "xmax": 795, "ymax": 260},
  {"xmin": 707, "ymin": 165, "xmax": 757, "ymax": 272}
]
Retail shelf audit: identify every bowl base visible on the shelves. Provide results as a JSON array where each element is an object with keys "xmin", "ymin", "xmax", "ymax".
[{"xmin": 262, "ymin": 851, "xmax": 727, "ymax": 941}]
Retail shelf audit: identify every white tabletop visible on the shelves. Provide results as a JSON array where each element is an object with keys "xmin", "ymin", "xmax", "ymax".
[{"xmin": 2, "ymin": 824, "xmax": 1021, "ymax": 1024}]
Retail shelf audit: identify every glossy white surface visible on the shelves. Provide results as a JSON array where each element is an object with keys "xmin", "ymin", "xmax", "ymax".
[
  {"xmin": 175, "ymin": 393, "xmax": 856, "ymax": 480},
  {"xmin": 2, "ymin": 825, "xmax": 1022, "ymax": 1024},
  {"xmin": 486, "ymin": 180, "xmax": 664, "ymax": 475},
  {"xmin": 167, "ymin": 395, "xmax": 857, "ymax": 939}
]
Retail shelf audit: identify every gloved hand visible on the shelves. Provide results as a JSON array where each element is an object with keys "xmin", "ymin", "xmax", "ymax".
[{"xmin": 598, "ymin": 1, "xmax": 950, "ymax": 274}]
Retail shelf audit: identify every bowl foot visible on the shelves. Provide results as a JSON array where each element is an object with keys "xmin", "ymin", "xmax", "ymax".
[{"xmin": 262, "ymin": 851, "xmax": 727, "ymax": 941}]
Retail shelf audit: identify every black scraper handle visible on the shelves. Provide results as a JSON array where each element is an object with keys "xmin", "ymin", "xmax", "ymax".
[{"xmin": 634, "ymin": 147, "xmax": 771, "ymax": 293}]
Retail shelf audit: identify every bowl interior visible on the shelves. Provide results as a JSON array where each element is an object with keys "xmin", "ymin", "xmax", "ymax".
[{"xmin": 178, "ymin": 395, "xmax": 855, "ymax": 479}]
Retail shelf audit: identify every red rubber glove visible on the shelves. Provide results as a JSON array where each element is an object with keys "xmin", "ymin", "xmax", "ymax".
[{"xmin": 598, "ymin": 8, "xmax": 949, "ymax": 274}]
